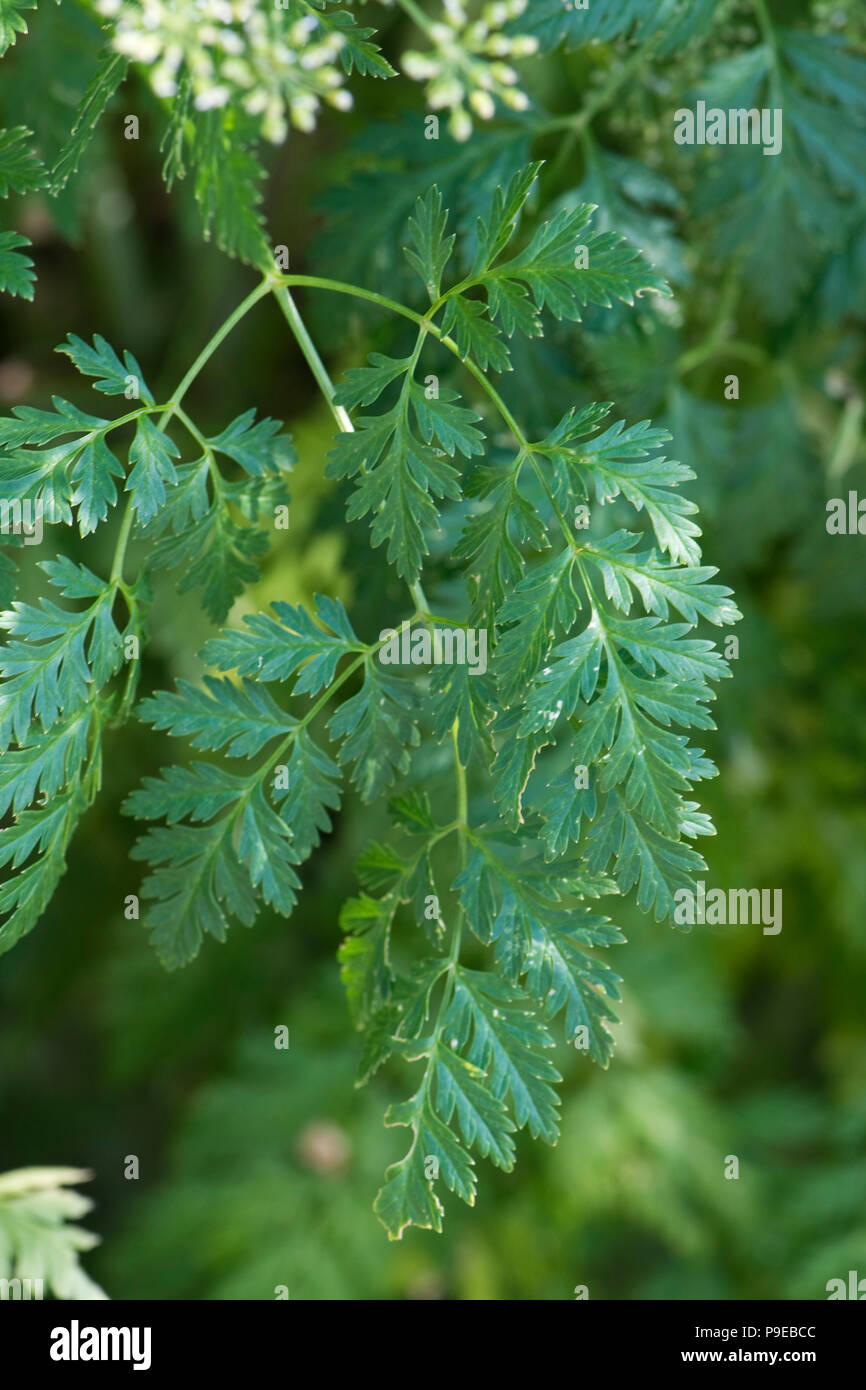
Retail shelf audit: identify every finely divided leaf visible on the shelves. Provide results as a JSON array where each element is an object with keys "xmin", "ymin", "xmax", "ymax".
[
  {"xmin": 0, "ymin": 230, "xmax": 35, "ymax": 300},
  {"xmin": 0, "ymin": 126, "xmax": 47, "ymax": 196}
]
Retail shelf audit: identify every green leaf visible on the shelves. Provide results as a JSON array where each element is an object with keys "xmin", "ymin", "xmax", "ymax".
[
  {"xmin": 373, "ymin": 1109, "xmax": 450, "ymax": 1239},
  {"xmin": 58, "ymin": 333, "xmax": 153, "ymax": 404},
  {"xmin": 328, "ymin": 660, "xmax": 419, "ymax": 802},
  {"xmin": 445, "ymin": 968, "xmax": 562, "ymax": 1142},
  {"xmin": 517, "ymin": 575, "xmax": 725, "ymax": 876},
  {"xmin": 455, "ymin": 455, "xmax": 550, "ymax": 618},
  {"xmin": 472, "ymin": 162, "xmax": 543, "ymax": 274},
  {"xmin": 586, "ymin": 531, "xmax": 741, "ymax": 626},
  {"xmin": 333, "ymin": 353, "xmax": 412, "ymax": 412},
  {"xmin": 689, "ymin": 29, "xmax": 866, "ymax": 318},
  {"xmin": 328, "ymin": 405, "xmax": 462, "ymax": 584},
  {"xmin": 374, "ymin": 1034, "xmax": 516, "ymax": 1239},
  {"xmin": 434, "ymin": 1043, "xmax": 516, "ymax": 1170},
  {"xmin": 126, "ymin": 415, "xmax": 181, "ymax": 525},
  {"xmin": 566, "ymin": 417, "xmax": 702, "ymax": 566},
  {"xmin": 160, "ymin": 73, "xmax": 192, "ymax": 188},
  {"xmin": 140, "ymin": 410, "xmax": 293, "ymax": 621},
  {"xmin": 0, "ymin": 1167, "xmax": 106, "ymax": 1299},
  {"xmin": 585, "ymin": 792, "xmax": 707, "ymax": 920},
  {"xmin": 0, "ymin": 126, "xmax": 46, "ymax": 196},
  {"xmin": 317, "ymin": 7, "xmax": 396, "ymax": 79},
  {"xmin": 50, "ymin": 50, "xmax": 129, "ymax": 192},
  {"xmin": 0, "ymin": 230, "xmax": 35, "ymax": 299},
  {"xmin": 125, "ymin": 762, "xmax": 253, "ymax": 826},
  {"xmin": 516, "ymin": 0, "xmax": 647, "ymax": 48},
  {"xmin": 126, "ymin": 755, "xmax": 306, "ymax": 969},
  {"xmin": 128, "ymin": 817, "xmax": 258, "ymax": 970},
  {"xmin": 409, "ymin": 380, "xmax": 485, "ymax": 458},
  {"xmin": 441, "ymin": 294, "xmax": 512, "ymax": 372},
  {"xmin": 70, "ymin": 435, "xmax": 125, "ymax": 537},
  {"xmin": 489, "ymin": 706, "xmax": 551, "ymax": 830},
  {"xmin": 0, "ymin": 577, "xmax": 123, "ymax": 748},
  {"xmin": 518, "ymin": 0, "xmax": 720, "ymax": 52},
  {"xmin": 452, "ymin": 835, "xmax": 622, "ymax": 1055},
  {"xmin": 0, "ymin": 396, "xmax": 109, "ymax": 449},
  {"xmin": 522, "ymin": 911, "xmax": 623, "ymax": 1066},
  {"xmin": 405, "ymin": 187, "xmax": 454, "ymax": 301},
  {"xmin": 0, "ymin": 152, "xmax": 748, "ymax": 1249},
  {"xmin": 0, "ymin": 707, "xmax": 91, "ymax": 818},
  {"xmin": 136, "ymin": 676, "xmax": 296, "ymax": 758},
  {"xmin": 201, "ymin": 596, "xmax": 361, "ymax": 694},
  {"xmin": 0, "ymin": 389, "xmax": 132, "ymax": 535},
  {"xmin": 0, "ymin": 789, "xmax": 88, "ymax": 955},
  {"xmin": 206, "ymin": 410, "xmax": 291, "ymax": 475},
  {"xmin": 517, "ymin": 621, "xmax": 604, "ymax": 734},
  {"xmin": 531, "ymin": 766, "xmax": 598, "ymax": 861},
  {"xmin": 127, "ymin": 598, "xmax": 365, "ymax": 966},
  {"xmin": 577, "ymin": 142, "xmax": 687, "ymax": 285},
  {"xmin": 429, "ymin": 659, "xmax": 495, "ymax": 765},
  {"xmin": 0, "ymin": 0, "xmax": 35, "ymax": 58},
  {"xmin": 271, "ymin": 729, "xmax": 341, "ymax": 860},
  {"xmin": 475, "ymin": 201, "xmax": 672, "ymax": 337},
  {"xmin": 330, "ymin": 351, "xmax": 484, "ymax": 582},
  {"xmin": 780, "ymin": 30, "xmax": 866, "ymax": 117},
  {"xmin": 317, "ymin": 122, "xmax": 533, "ymax": 306},
  {"xmin": 356, "ymin": 1003, "xmax": 403, "ymax": 1086},
  {"xmin": 193, "ymin": 111, "xmax": 270, "ymax": 269},
  {"xmin": 388, "ymin": 789, "xmax": 437, "ymax": 836},
  {"xmin": 495, "ymin": 550, "xmax": 581, "ymax": 702},
  {"xmin": 338, "ymin": 892, "xmax": 394, "ymax": 1027},
  {"xmin": 148, "ymin": 493, "xmax": 267, "ymax": 624}
]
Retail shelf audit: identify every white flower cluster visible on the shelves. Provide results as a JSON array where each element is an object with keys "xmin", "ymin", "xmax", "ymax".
[
  {"xmin": 401, "ymin": 0, "xmax": 538, "ymax": 141},
  {"xmin": 95, "ymin": 0, "xmax": 353, "ymax": 142}
]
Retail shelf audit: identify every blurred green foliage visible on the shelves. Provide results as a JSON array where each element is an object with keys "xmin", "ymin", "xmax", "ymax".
[{"xmin": 0, "ymin": 0, "xmax": 864, "ymax": 1298}]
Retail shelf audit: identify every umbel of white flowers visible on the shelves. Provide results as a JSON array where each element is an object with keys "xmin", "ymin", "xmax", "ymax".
[
  {"xmin": 401, "ymin": 0, "xmax": 538, "ymax": 141},
  {"xmin": 98, "ymin": 0, "xmax": 353, "ymax": 142}
]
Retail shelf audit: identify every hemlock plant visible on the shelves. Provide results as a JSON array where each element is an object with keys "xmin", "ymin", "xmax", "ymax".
[
  {"xmin": 0, "ymin": 1167, "xmax": 107, "ymax": 1299},
  {"xmin": 3, "ymin": 0, "xmax": 859, "ymax": 1244}
]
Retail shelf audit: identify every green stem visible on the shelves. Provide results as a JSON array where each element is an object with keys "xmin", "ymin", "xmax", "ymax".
[
  {"xmin": 88, "ymin": 402, "xmax": 166, "ymax": 439},
  {"xmin": 109, "ymin": 504, "xmax": 135, "ymax": 584},
  {"xmin": 175, "ymin": 404, "xmax": 224, "ymax": 500},
  {"xmin": 454, "ymin": 350, "xmax": 528, "ymax": 442},
  {"xmin": 108, "ymin": 278, "xmax": 271, "ymax": 587},
  {"xmin": 452, "ymin": 720, "xmax": 468, "ymax": 859},
  {"xmin": 271, "ymin": 285, "xmax": 359, "ymax": 433},
  {"xmin": 409, "ymin": 580, "xmax": 429, "ymax": 615},
  {"xmin": 270, "ymin": 282, "xmax": 433, "ymax": 615},
  {"xmin": 268, "ymin": 272, "xmax": 527, "ymax": 451},
  {"xmin": 435, "ymin": 343, "xmax": 580, "ymax": 552},
  {"xmin": 168, "ymin": 279, "xmax": 272, "ymax": 414},
  {"xmin": 414, "ymin": 720, "xmax": 469, "ymax": 1107},
  {"xmin": 174, "ymin": 404, "xmax": 210, "ymax": 451},
  {"xmin": 271, "ymin": 269, "xmax": 589, "ymax": 565},
  {"xmin": 273, "ymin": 274, "xmax": 427, "ymax": 331},
  {"xmin": 264, "ymin": 651, "xmax": 367, "ymax": 771},
  {"xmin": 270, "ymin": 271, "xmax": 583, "ymax": 557}
]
